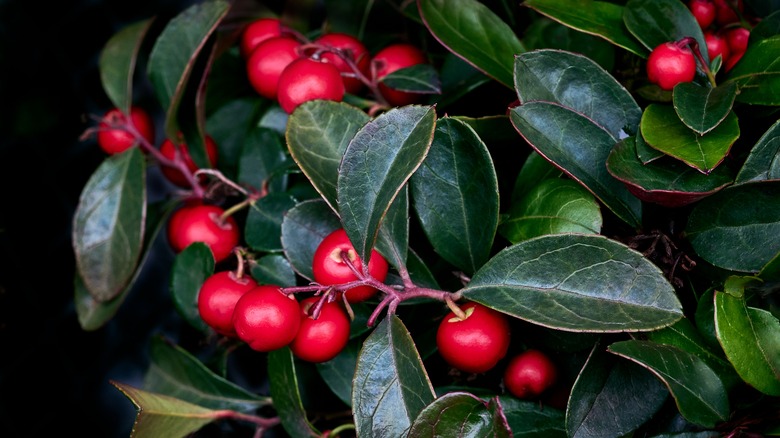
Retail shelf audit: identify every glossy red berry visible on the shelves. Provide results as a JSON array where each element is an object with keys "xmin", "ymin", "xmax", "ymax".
[
  {"xmin": 688, "ymin": 0, "xmax": 716, "ymax": 29},
  {"xmin": 166, "ymin": 204, "xmax": 240, "ymax": 263},
  {"xmin": 435, "ymin": 301, "xmax": 511, "ymax": 374},
  {"xmin": 371, "ymin": 43, "xmax": 427, "ymax": 106},
  {"xmin": 198, "ymin": 271, "xmax": 258, "ymax": 337},
  {"xmin": 96, "ymin": 106, "xmax": 155, "ymax": 155},
  {"xmin": 646, "ymin": 42, "xmax": 697, "ymax": 91},
  {"xmin": 289, "ymin": 297, "xmax": 352, "ymax": 363},
  {"xmin": 313, "ymin": 32, "xmax": 371, "ymax": 94},
  {"xmin": 240, "ymin": 17, "xmax": 282, "ymax": 59},
  {"xmin": 232, "ymin": 285, "xmax": 301, "ymax": 352},
  {"xmin": 714, "ymin": 0, "xmax": 743, "ymax": 26},
  {"xmin": 726, "ymin": 27, "xmax": 750, "ymax": 54},
  {"xmin": 724, "ymin": 49, "xmax": 745, "ymax": 71},
  {"xmin": 276, "ymin": 57, "xmax": 345, "ymax": 114},
  {"xmin": 312, "ymin": 228, "xmax": 389, "ymax": 304},
  {"xmin": 704, "ymin": 31, "xmax": 731, "ymax": 63},
  {"xmin": 246, "ymin": 36, "xmax": 302, "ymax": 100},
  {"xmin": 159, "ymin": 135, "xmax": 219, "ymax": 188},
  {"xmin": 503, "ymin": 349, "xmax": 558, "ymax": 399}
]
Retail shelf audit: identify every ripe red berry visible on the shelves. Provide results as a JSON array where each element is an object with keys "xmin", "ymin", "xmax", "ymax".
[
  {"xmin": 435, "ymin": 301, "xmax": 511, "ymax": 374},
  {"xmin": 313, "ymin": 32, "xmax": 371, "ymax": 94},
  {"xmin": 726, "ymin": 27, "xmax": 750, "ymax": 54},
  {"xmin": 240, "ymin": 17, "xmax": 282, "ymax": 59},
  {"xmin": 688, "ymin": 0, "xmax": 716, "ymax": 29},
  {"xmin": 312, "ymin": 228, "xmax": 389, "ymax": 304},
  {"xmin": 724, "ymin": 49, "xmax": 745, "ymax": 71},
  {"xmin": 503, "ymin": 349, "xmax": 559, "ymax": 399},
  {"xmin": 96, "ymin": 106, "xmax": 155, "ymax": 155},
  {"xmin": 646, "ymin": 41, "xmax": 697, "ymax": 91},
  {"xmin": 289, "ymin": 296, "xmax": 352, "ymax": 363},
  {"xmin": 232, "ymin": 285, "xmax": 301, "ymax": 352},
  {"xmin": 371, "ymin": 43, "xmax": 428, "ymax": 106},
  {"xmin": 166, "ymin": 203, "xmax": 240, "ymax": 263},
  {"xmin": 159, "ymin": 135, "xmax": 219, "ymax": 188},
  {"xmin": 197, "ymin": 271, "xmax": 258, "ymax": 337},
  {"xmin": 246, "ymin": 36, "xmax": 302, "ymax": 100},
  {"xmin": 276, "ymin": 57, "xmax": 346, "ymax": 114},
  {"xmin": 714, "ymin": 0, "xmax": 743, "ymax": 26},
  {"xmin": 704, "ymin": 30, "xmax": 731, "ymax": 63}
]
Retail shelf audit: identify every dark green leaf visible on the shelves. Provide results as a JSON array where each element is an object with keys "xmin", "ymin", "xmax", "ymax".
[
  {"xmin": 338, "ymin": 105, "xmax": 436, "ymax": 264},
  {"xmin": 280, "ymin": 199, "xmax": 342, "ymax": 280},
  {"xmin": 208, "ymin": 98, "xmax": 263, "ymax": 181},
  {"xmin": 170, "ymin": 243, "xmax": 213, "ymax": 333},
  {"xmin": 408, "ymin": 392, "xmax": 511, "ymax": 437},
  {"xmin": 73, "ymin": 148, "xmax": 146, "ymax": 302},
  {"xmin": 498, "ymin": 395, "xmax": 566, "ymax": 437},
  {"xmin": 352, "ymin": 315, "xmax": 435, "ymax": 437},
  {"xmin": 380, "ymin": 64, "xmax": 441, "ymax": 94},
  {"xmin": 452, "ymin": 115, "xmax": 518, "ymax": 143},
  {"xmin": 523, "ymin": 16, "xmax": 615, "ymax": 71},
  {"xmin": 673, "ymin": 82, "xmax": 738, "ymax": 135},
  {"xmin": 695, "ymin": 289, "xmax": 720, "ymax": 349},
  {"xmin": 522, "ymin": 0, "xmax": 646, "ymax": 57},
  {"xmin": 510, "ymin": 101, "xmax": 643, "ymax": 228},
  {"xmin": 725, "ymin": 35, "xmax": 780, "ymax": 106},
  {"xmin": 99, "ymin": 18, "xmax": 154, "ymax": 112},
  {"xmin": 623, "ymin": 0, "xmax": 709, "ymax": 62},
  {"xmin": 685, "ymin": 181, "xmax": 780, "ymax": 272},
  {"xmin": 463, "ymin": 234, "xmax": 682, "ymax": 332},
  {"xmin": 410, "ymin": 117, "xmax": 499, "ymax": 274},
  {"xmin": 735, "ymin": 119, "xmax": 780, "ymax": 184},
  {"xmin": 250, "ymin": 254, "xmax": 297, "ymax": 287},
  {"xmin": 438, "ymin": 54, "xmax": 493, "ymax": 109},
  {"xmin": 375, "ymin": 186, "xmax": 409, "ymax": 269},
  {"xmin": 418, "ymin": 0, "xmax": 525, "ymax": 89},
  {"xmin": 236, "ymin": 124, "xmax": 290, "ymax": 194},
  {"xmin": 635, "ymin": 129, "xmax": 665, "ymax": 163},
  {"xmin": 316, "ymin": 338, "xmax": 361, "ymax": 407},
  {"xmin": 510, "ymin": 151, "xmax": 563, "ymax": 204},
  {"xmin": 245, "ymin": 192, "xmax": 297, "ymax": 252},
  {"xmin": 268, "ymin": 347, "xmax": 319, "ymax": 437}
]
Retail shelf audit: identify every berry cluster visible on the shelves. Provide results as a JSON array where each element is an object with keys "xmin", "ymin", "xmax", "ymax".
[{"xmin": 688, "ymin": 0, "xmax": 752, "ymax": 71}]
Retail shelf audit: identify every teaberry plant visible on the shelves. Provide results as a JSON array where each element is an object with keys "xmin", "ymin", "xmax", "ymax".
[{"xmin": 73, "ymin": 0, "xmax": 780, "ymax": 437}]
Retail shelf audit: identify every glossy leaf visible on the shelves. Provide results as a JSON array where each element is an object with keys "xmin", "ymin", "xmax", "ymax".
[
  {"xmin": 380, "ymin": 64, "xmax": 442, "ymax": 94},
  {"xmin": 352, "ymin": 315, "xmax": 436, "ymax": 437},
  {"xmin": 237, "ymin": 124, "xmax": 290, "ymax": 194},
  {"xmin": 523, "ymin": 15, "xmax": 616, "ymax": 71},
  {"xmin": 673, "ymin": 82, "xmax": 738, "ymax": 135},
  {"xmin": 280, "ymin": 199, "xmax": 342, "ymax": 281},
  {"xmin": 170, "ymin": 242, "xmax": 213, "ymax": 333},
  {"xmin": 735, "ymin": 119, "xmax": 780, "ymax": 184},
  {"xmin": 567, "ymin": 345, "xmax": 668, "ymax": 438},
  {"xmin": 510, "ymin": 101, "xmax": 643, "ymax": 228},
  {"xmin": 510, "ymin": 151, "xmax": 562, "ymax": 204},
  {"xmin": 685, "ymin": 181, "xmax": 780, "ymax": 272},
  {"xmin": 268, "ymin": 347, "xmax": 319, "ymax": 437},
  {"xmin": 463, "ymin": 233, "xmax": 682, "ymax": 332},
  {"xmin": 410, "ymin": 117, "xmax": 498, "ymax": 274},
  {"xmin": 338, "ymin": 105, "xmax": 436, "ymax": 264},
  {"xmin": 640, "ymin": 104, "xmax": 739, "ymax": 174},
  {"xmin": 498, "ymin": 395, "xmax": 566, "ymax": 437},
  {"xmin": 316, "ymin": 338, "xmax": 361, "ymax": 407},
  {"xmin": 98, "ymin": 18, "xmax": 154, "ymax": 112},
  {"xmin": 408, "ymin": 392, "xmax": 511, "ymax": 437},
  {"xmin": 635, "ymin": 129, "xmax": 665, "ymax": 164},
  {"xmin": 375, "ymin": 186, "xmax": 409, "ymax": 269},
  {"xmin": 514, "ymin": 49, "xmax": 641, "ymax": 140},
  {"xmin": 714, "ymin": 292, "xmax": 780, "ymax": 396},
  {"xmin": 607, "ymin": 340, "xmax": 729, "ymax": 428},
  {"xmin": 147, "ymin": 0, "xmax": 230, "ymax": 139},
  {"xmin": 499, "ymin": 178, "xmax": 602, "ymax": 244},
  {"xmin": 250, "ymin": 254, "xmax": 297, "ymax": 288},
  {"xmin": 73, "ymin": 147, "xmax": 146, "ymax": 302},
  {"xmin": 245, "ymin": 192, "xmax": 297, "ymax": 252},
  {"xmin": 725, "ymin": 35, "xmax": 780, "ymax": 106},
  {"xmin": 286, "ymin": 100, "xmax": 371, "ymax": 214},
  {"xmin": 143, "ymin": 336, "xmax": 268, "ymax": 411},
  {"xmin": 418, "ymin": 0, "xmax": 525, "ymax": 89},
  {"xmin": 623, "ymin": 0, "xmax": 708, "ymax": 62},
  {"xmin": 522, "ymin": 0, "xmax": 646, "ymax": 57}
]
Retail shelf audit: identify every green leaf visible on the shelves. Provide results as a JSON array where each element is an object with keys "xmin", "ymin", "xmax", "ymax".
[
  {"xmin": 514, "ymin": 49, "xmax": 642, "ymax": 140},
  {"xmin": 237, "ymin": 125, "xmax": 290, "ymax": 194},
  {"xmin": 268, "ymin": 347, "xmax": 319, "ymax": 437},
  {"xmin": 380, "ymin": 64, "xmax": 441, "ymax": 94},
  {"xmin": 352, "ymin": 315, "xmax": 436, "ymax": 437},
  {"xmin": 499, "ymin": 178, "xmax": 602, "ymax": 244},
  {"xmin": 622, "ymin": 0, "xmax": 709, "ymax": 62},
  {"xmin": 98, "ymin": 18, "xmax": 154, "ymax": 112},
  {"xmin": 735, "ymin": 119, "xmax": 780, "ymax": 184},
  {"xmin": 725, "ymin": 35, "xmax": 780, "ymax": 106},
  {"xmin": 523, "ymin": 16, "xmax": 616, "ymax": 71},
  {"xmin": 286, "ymin": 100, "xmax": 371, "ymax": 214},
  {"xmin": 73, "ymin": 148, "xmax": 146, "ymax": 302},
  {"xmin": 170, "ymin": 243, "xmax": 213, "ymax": 333},
  {"xmin": 635, "ymin": 129, "xmax": 665, "ymax": 164},
  {"xmin": 147, "ymin": 0, "xmax": 230, "ymax": 140},
  {"xmin": 607, "ymin": 340, "xmax": 730, "ymax": 428},
  {"xmin": 463, "ymin": 233, "xmax": 682, "ymax": 332},
  {"xmin": 418, "ymin": 0, "xmax": 525, "ymax": 89},
  {"xmin": 522, "ymin": 0, "xmax": 647, "ymax": 57},
  {"xmin": 245, "ymin": 192, "xmax": 297, "ymax": 252},
  {"xmin": 250, "ymin": 254, "xmax": 297, "ymax": 287},
  {"xmin": 640, "ymin": 104, "xmax": 739, "ymax": 174},
  {"xmin": 453, "ymin": 115, "xmax": 518, "ymax": 144},
  {"xmin": 673, "ymin": 82, "xmax": 738, "ymax": 135},
  {"xmin": 408, "ymin": 392, "xmax": 511, "ymax": 437},
  {"xmin": 510, "ymin": 101, "xmax": 643, "ymax": 228},
  {"xmin": 316, "ymin": 338, "xmax": 361, "ymax": 407},
  {"xmin": 143, "ymin": 336, "xmax": 268, "ymax": 411},
  {"xmin": 338, "ymin": 105, "xmax": 436, "ymax": 264},
  {"xmin": 567, "ymin": 344, "xmax": 668, "ymax": 438},
  {"xmin": 280, "ymin": 199, "xmax": 342, "ymax": 281},
  {"xmin": 410, "ymin": 117, "xmax": 499, "ymax": 274},
  {"xmin": 685, "ymin": 181, "xmax": 780, "ymax": 272},
  {"xmin": 510, "ymin": 151, "xmax": 563, "ymax": 204},
  {"xmin": 375, "ymin": 186, "xmax": 409, "ymax": 269},
  {"xmin": 714, "ymin": 292, "xmax": 780, "ymax": 396},
  {"xmin": 498, "ymin": 395, "xmax": 566, "ymax": 437}
]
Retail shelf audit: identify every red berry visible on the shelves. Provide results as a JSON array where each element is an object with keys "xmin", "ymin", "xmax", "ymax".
[
  {"xmin": 688, "ymin": 0, "xmax": 716, "ymax": 29},
  {"xmin": 246, "ymin": 36, "xmax": 302, "ymax": 100},
  {"xmin": 313, "ymin": 32, "xmax": 371, "ymax": 94},
  {"xmin": 704, "ymin": 30, "xmax": 731, "ymax": 63},
  {"xmin": 646, "ymin": 42, "xmax": 697, "ymax": 91},
  {"xmin": 714, "ymin": 0, "xmax": 743, "ymax": 26},
  {"xmin": 435, "ymin": 302, "xmax": 511, "ymax": 374},
  {"xmin": 289, "ymin": 296, "xmax": 352, "ymax": 363},
  {"xmin": 312, "ymin": 228, "xmax": 389, "ymax": 304},
  {"xmin": 232, "ymin": 285, "xmax": 301, "ymax": 352},
  {"xmin": 197, "ymin": 271, "xmax": 258, "ymax": 337},
  {"xmin": 276, "ymin": 57, "xmax": 346, "ymax": 114},
  {"xmin": 725, "ymin": 49, "xmax": 744, "ymax": 71},
  {"xmin": 166, "ymin": 204, "xmax": 240, "ymax": 263},
  {"xmin": 96, "ymin": 106, "xmax": 155, "ymax": 155},
  {"xmin": 240, "ymin": 17, "xmax": 282, "ymax": 59},
  {"xmin": 371, "ymin": 43, "xmax": 427, "ymax": 106},
  {"xmin": 159, "ymin": 134, "xmax": 219, "ymax": 188},
  {"xmin": 503, "ymin": 349, "xmax": 558, "ymax": 399},
  {"xmin": 726, "ymin": 27, "xmax": 750, "ymax": 54}
]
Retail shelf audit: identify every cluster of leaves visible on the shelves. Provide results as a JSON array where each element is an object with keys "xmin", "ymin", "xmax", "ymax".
[{"xmin": 72, "ymin": 0, "xmax": 780, "ymax": 437}]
